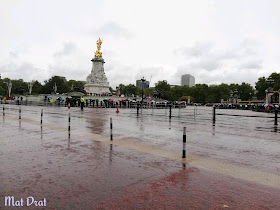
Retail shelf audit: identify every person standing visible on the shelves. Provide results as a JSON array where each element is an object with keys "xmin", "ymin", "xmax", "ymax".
[{"xmin": 80, "ymin": 96, "xmax": 85, "ymax": 111}]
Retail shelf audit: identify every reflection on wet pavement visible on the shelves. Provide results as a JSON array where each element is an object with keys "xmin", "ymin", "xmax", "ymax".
[{"xmin": 0, "ymin": 104, "xmax": 280, "ymax": 209}]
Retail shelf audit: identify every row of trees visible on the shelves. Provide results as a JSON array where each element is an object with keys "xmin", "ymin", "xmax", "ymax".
[
  {"xmin": 153, "ymin": 81, "xmax": 255, "ymax": 103},
  {"xmin": 116, "ymin": 81, "xmax": 254, "ymax": 103},
  {"xmin": 0, "ymin": 76, "xmax": 85, "ymax": 96},
  {"xmin": 1, "ymin": 72, "xmax": 280, "ymax": 103},
  {"xmin": 116, "ymin": 72, "xmax": 280, "ymax": 103}
]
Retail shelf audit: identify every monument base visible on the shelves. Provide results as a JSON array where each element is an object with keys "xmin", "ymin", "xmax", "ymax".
[{"xmin": 84, "ymin": 83, "xmax": 110, "ymax": 94}]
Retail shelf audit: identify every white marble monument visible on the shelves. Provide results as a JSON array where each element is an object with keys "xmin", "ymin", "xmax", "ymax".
[{"xmin": 84, "ymin": 38, "xmax": 110, "ymax": 94}]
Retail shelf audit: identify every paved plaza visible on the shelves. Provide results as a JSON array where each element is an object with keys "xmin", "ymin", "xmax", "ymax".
[{"xmin": 1, "ymin": 105, "xmax": 280, "ymax": 209}]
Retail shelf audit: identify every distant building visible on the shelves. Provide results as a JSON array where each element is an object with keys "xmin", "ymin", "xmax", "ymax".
[
  {"xmin": 170, "ymin": 85, "xmax": 180, "ymax": 88},
  {"xmin": 181, "ymin": 74, "xmax": 195, "ymax": 87},
  {"xmin": 136, "ymin": 80, "xmax": 150, "ymax": 89}
]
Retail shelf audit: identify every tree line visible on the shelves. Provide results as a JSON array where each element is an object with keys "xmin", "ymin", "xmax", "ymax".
[
  {"xmin": 0, "ymin": 76, "xmax": 84, "ymax": 96},
  {"xmin": 1, "ymin": 72, "xmax": 280, "ymax": 103},
  {"xmin": 117, "ymin": 72, "xmax": 280, "ymax": 103},
  {"xmin": 118, "ymin": 81, "xmax": 254, "ymax": 103}
]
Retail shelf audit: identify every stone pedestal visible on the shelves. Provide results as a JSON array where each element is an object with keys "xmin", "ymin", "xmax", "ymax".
[
  {"xmin": 84, "ymin": 83, "xmax": 110, "ymax": 94},
  {"xmin": 84, "ymin": 57, "xmax": 110, "ymax": 94}
]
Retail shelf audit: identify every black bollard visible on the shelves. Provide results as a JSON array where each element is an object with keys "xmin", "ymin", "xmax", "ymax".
[
  {"xmin": 182, "ymin": 127, "xmax": 186, "ymax": 158},
  {"xmin": 3, "ymin": 105, "xmax": 5, "ymax": 116},
  {"xmin": 213, "ymin": 106, "xmax": 216, "ymax": 122},
  {"xmin": 19, "ymin": 106, "xmax": 21, "ymax": 119},
  {"xmin": 169, "ymin": 104, "xmax": 172, "ymax": 118},
  {"xmin": 41, "ymin": 109, "xmax": 43, "ymax": 125},
  {"xmin": 68, "ymin": 113, "xmax": 71, "ymax": 131},
  {"xmin": 137, "ymin": 103, "xmax": 139, "ymax": 115},
  {"xmin": 275, "ymin": 109, "xmax": 278, "ymax": 125},
  {"xmin": 110, "ymin": 117, "xmax": 113, "ymax": 140}
]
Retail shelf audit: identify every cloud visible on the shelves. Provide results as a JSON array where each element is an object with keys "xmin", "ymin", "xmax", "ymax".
[
  {"xmin": 0, "ymin": 62, "xmax": 46, "ymax": 82},
  {"xmin": 92, "ymin": 21, "xmax": 132, "ymax": 38},
  {"xmin": 47, "ymin": 62, "xmax": 88, "ymax": 82},
  {"xmin": 105, "ymin": 63, "xmax": 169, "ymax": 89},
  {"xmin": 239, "ymin": 60, "xmax": 262, "ymax": 69},
  {"xmin": 175, "ymin": 39, "xmax": 263, "ymax": 85},
  {"xmin": 175, "ymin": 42, "xmax": 213, "ymax": 57},
  {"xmin": 190, "ymin": 59, "xmax": 220, "ymax": 71},
  {"xmin": 53, "ymin": 42, "xmax": 77, "ymax": 57}
]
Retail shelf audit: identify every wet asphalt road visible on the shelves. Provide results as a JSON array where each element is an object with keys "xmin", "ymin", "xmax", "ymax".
[{"xmin": 0, "ymin": 104, "xmax": 280, "ymax": 209}]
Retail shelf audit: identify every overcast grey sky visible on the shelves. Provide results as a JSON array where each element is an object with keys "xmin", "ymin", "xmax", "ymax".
[{"xmin": 1, "ymin": 0, "xmax": 280, "ymax": 88}]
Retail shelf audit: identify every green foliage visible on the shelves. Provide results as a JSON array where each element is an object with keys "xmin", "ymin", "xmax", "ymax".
[
  {"xmin": 11, "ymin": 79, "xmax": 28, "ymax": 95},
  {"xmin": 238, "ymin": 82, "xmax": 254, "ymax": 101},
  {"xmin": 178, "ymin": 96, "xmax": 190, "ymax": 101},
  {"xmin": 116, "ymin": 83, "xmax": 142, "ymax": 96},
  {"xmin": 122, "ymin": 84, "xmax": 141, "ymax": 95},
  {"xmin": 42, "ymin": 76, "xmax": 70, "ymax": 94},
  {"xmin": 0, "ymin": 79, "xmax": 7, "ymax": 95},
  {"xmin": 117, "ymin": 84, "xmax": 125, "ymax": 94},
  {"xmin": 192, "ymin": 84, "xmax": 208, "ymax": 103},
  {"xmin": 144, "ymin": 87, "xmax": 155, "ymax": 97},
  {"xmin": 255, "ymin": 72, "xmax": 280, "ymax": 100},
  {"xmin": 255, "ymin": 77, "xmax": 267, "ymax": 100},
  {"xmin": 155, "ymin": 80, "xmax": 171, "ymax": 99},
  {"xmin": 0, "ymin": 86, "xmax": 5, "ymax": 95},
  {"xmin": 269, "ymin": 72, "xmax": 280, "ymax": 90},
  {"xmin": 0, "ymin": 72, "xmax": 274, "ymax": 102},
  {"xmin": 32, "ymin": 81, "xmax": 43, "ymax": 95},
  {"xmin": 67, "ymin": 80, "xmax": 85, "ymax": 90}
]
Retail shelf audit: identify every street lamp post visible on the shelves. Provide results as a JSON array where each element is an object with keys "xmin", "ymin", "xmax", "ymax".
[{"xmin": 141, "ymin": 77, "xmax": 146, "ymax": 106}]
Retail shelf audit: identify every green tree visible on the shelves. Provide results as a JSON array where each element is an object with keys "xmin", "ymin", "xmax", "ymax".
[
  {"xmin": 67, "ymin": 80, "xmax": 85, "ymax": 90},
  {"xmin": 205, "ymin": 84, "xmax": 230, "ymax": 103},
  {"xmin": 109, "ymin": 87, "xmax": 114, "ymax": 92},
  {"xmin": 178, "ymin": 96, "xmax": 193, "ymax": 102},
  {"xmin": 206, "ymin": 85, "xmax": 219, "ymax": 103},
  {"xmin": 155, "ymin": 80, "xmax": 171, "ymax": 99},
  {"xmin": 181, "ymin": 85, "xmax": 192, "ymax": 98},
  {"xmin": 269, "ymin": 72, "xmax": 280, "ymax": 90},
  {"xmin": 192, "ymin": 84, "xmax": 209, "ymax": 103},
  {"xmin": 32, "ymin": 81, "xmax": 43, "ymax": 95},
  {"xmin": 170, "ymin": 86, "xmax": 184, "ymax": 100},
  {"xmin": 0, "ymin": 78, "xmax": 8, "ymax": 95},
  {"xmin": 255, "ymin": 77, "xmax": 268, "ymax": 100},
  {"xmin": 0, "ymin": 86, "xmax": 5, "ymax": 95},
  {"xmin": 218, "ymin": 83, "xmax": 230, "ymax": 101},
  {"xmin": 255, "ymin": 73, "xmax": 280, "ymax": 100},
  {"xmin": 42, "ymin": 76, "xmax": 69, "ymax": 94},
  {"xmin": 12, "ymin": 79, "xmax": 28, "ymax": 95},
  {"xmin": 117, "ymin": 84, "xmax": 125, "ymax": 95},
  {"xmin": 122, "ymin": 84, "xmax": 141, "ymax": 95},
  {"xmin": 144, "ymin": 87, "xmax": 155, "ymax": 97},
  {"xmin": 237, "ymin": 82, "xmax": 254, "ymax": 101}
]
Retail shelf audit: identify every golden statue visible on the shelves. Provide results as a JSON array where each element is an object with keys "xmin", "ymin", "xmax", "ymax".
[{"xmin": 95, "ymin": 38, "xmax": 103, "ymax": 58}]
